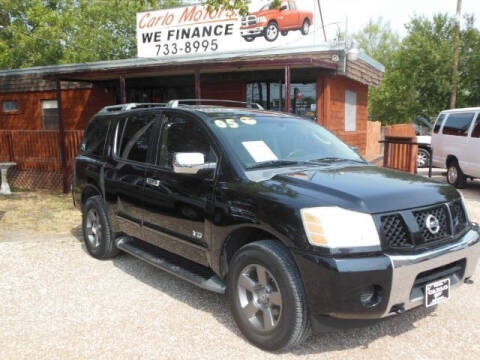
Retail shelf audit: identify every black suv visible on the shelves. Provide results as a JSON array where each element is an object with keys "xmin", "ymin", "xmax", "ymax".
[{"xmin": 73, "ymin": 100, "xmax": 480, "ymax": 351}]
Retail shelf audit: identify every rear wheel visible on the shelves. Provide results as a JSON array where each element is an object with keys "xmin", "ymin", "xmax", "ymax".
[
  {"xmin": 447, "ymin": 161, "xmax": 467, "ymax": 188},
  {"xmin": 82, "ymin": 195, "xmax": 119, "ymax": 259},
  {"xmin": 301, "ymin": 19, "xmax": 310, "ymax": 35},
  {"xmin": 243, "ymin": 36, "xmax": 255, "ymax": 42},
  {"xmin": 227, "ymin": 240, "xmax": 310, "ymax": 351},
  {"xmin": 281, "ymin": 30, "xmax": 288, "ymax": 36}
]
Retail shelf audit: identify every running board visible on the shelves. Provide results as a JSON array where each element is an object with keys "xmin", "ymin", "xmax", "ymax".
[{"xmin": 116, "ymin": 237, "xmax": 226, "ymax": 294}]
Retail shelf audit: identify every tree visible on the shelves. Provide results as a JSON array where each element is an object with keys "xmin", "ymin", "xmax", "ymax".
[
  {"xmin": 356, "ymin": 14, "xmax": 480, "ymax": 125},
  {"xmin": 353, "ymin": 18, "xmax": 400, "ymax": 69},
  {"xmin": 0, "ymin": 0, "xmax": 181, "ymax": 69}
]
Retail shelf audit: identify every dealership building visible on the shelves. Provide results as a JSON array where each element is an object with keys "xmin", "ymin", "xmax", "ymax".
[{"xmin": 0, "ymin": 3, "xmax": 384, "ymax": 192}]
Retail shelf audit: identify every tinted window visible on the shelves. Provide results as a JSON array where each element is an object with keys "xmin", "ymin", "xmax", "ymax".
[
  {"xmin": 206, "ymin": 112, "xmax": 362, "ymax": 169},
  {"xmin": 157, "ymin": 114, "xmax": 216, "ymax": 169},
  {"xmin": 433, "ymin": 114, "xmax": 446, "ymax": 134},
  {"xmin": 81, "ymin": 116, "xmax": 109, "ymax": 156},
  {"xmin": 471, "ymin": 113, "xmax": 480, "ymax": 138},
  {"xmin": 442, "ymin": 112, "xmax": 475, "ymax": 136},
  {"xmin": 117, "ymin": 114, "xmax": 155, "ymax": 163}
]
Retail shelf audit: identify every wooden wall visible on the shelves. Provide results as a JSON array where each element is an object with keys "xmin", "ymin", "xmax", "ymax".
[
  {"xmin": 0, "ymin": 88, "xmax": 114, "ymax": 130},
  {"xmin": 317, "ymin": 75, "xmax": 369, "ymax": 155}
]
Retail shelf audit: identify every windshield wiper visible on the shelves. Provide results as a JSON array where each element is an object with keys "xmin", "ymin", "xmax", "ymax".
[
  {"xmin": 311, "ymin": 157, "xmax": 366, "ymax": 164},
  {"xmin": 246, "ymin": 160, "xmax": 304, "ymax": 170}
]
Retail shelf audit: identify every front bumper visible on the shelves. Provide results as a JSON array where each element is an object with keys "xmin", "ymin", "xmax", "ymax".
[
  {"xmin": 240, "ymin": 26, "xmax": 265, "ymax": 36},
  {"xmin": 292, "ymin": 228, "xmax": 480, "ymax": 321}
]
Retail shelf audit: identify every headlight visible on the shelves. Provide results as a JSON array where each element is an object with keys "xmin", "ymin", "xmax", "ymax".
[
  {"xmin": 257, "ymin": 16, "xmax": 267, "ymax": 23},
  {"xmin": 300, "ymin": 207, "xmax": 381, "ymax": 249}
]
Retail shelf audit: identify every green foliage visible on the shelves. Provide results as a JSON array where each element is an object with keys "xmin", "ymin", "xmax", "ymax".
[
  {"xmin": 355, "ymin": 14, "xmax": 480, "ymax": 125},
  {"xmin": 0, "ymin": 0, "xmax": 181, "ymax": 68},
  {"xmin": 205, "ymin": 0, "xmax": 251, "ymax": 16}
]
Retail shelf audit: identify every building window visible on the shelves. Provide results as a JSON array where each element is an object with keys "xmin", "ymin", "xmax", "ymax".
[
  {"xmin": 42, "ymin": 100, "xmax": 59, "ymax": 130},
  {"xmin": 246, "ymin": 82, "xmax": 317, "ymax": 120},
  {"xmin": 2, "ymin": 100, "xmax": 19, "ymax": 112},
  {"xmin": 345, "ymin": 90, "xmax": 357, "ymax": 132}
]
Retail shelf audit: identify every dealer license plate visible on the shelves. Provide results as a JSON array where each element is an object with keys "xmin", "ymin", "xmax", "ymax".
[{"xmin": 425, "ymin": 278, "xmax": 450, "ymax": 307}]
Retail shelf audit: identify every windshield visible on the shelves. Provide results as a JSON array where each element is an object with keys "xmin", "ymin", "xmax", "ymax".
[{"xmin": 205, "ymin": 112, "xmax": 364, "ymax": 169}]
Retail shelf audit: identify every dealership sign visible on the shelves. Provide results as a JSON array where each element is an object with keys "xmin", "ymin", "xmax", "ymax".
[{"xmin": 136, "ymin": 0, "xmax": 323, "ymax": 58}]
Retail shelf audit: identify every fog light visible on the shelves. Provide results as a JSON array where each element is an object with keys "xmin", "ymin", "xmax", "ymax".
[{"xmin": 360, "ymin": 285, "xmax": 382, "ymax": 308}]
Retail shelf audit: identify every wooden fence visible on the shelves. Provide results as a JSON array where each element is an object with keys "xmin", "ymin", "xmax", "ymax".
[
  {"xmin": 0, "ymin": 130, "xmax": 83, "ymax": 171},
  {"xmin": 382, "ymin": 124, "xmax": 418, "ymax": 174}
]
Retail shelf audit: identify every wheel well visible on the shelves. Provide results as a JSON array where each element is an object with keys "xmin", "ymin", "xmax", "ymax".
[
  {"xmin": 446, "ymin": 155, "xmax": 458, "ymax": 167},
  {"xmin": 220, "ymin": 227, "xmax": 280, "ymax": 278},
  {"xmin": 81, "ymin": 185, "xmax": 102, "ymax": 206}
]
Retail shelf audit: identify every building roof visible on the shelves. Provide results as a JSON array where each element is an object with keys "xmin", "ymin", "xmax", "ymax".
[{"xmin": 0, "ymin": 44, "xmax": 384, "ymax": 92}]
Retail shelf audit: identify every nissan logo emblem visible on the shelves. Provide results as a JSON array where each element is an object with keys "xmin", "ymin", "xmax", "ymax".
[{"xmin": 425, "ymin": 214, "xmax": 441, "ymax": 234}]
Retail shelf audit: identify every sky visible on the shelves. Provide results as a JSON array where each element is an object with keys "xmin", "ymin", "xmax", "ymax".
[{"xmin": 321, "ymin": 0, "xmax": 480, "ymax": 37}]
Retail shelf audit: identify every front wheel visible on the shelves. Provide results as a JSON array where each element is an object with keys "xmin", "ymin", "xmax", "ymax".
[
  {"xmin": 417, "ymin": 148, "xmax": 430, "ymax": 168},
  {"xmin": 243, "ymin": 36, "xmax": 255, "ymax": 42},
  {"xmin": 264, "ymin": 22, "xmax": 279, "ymax": 42},
  {"xmin": 447, "ymin": 161, "xmax": 467, "ymax": 188},
  {"xmin": 227, "ymin": 240, "xmax": 310, "ymax": 351}
]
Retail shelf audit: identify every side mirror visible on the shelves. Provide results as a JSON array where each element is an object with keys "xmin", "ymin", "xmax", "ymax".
[
  {"xmin": 350, "ymin": 146, "xmax": 359, "ymax": 154},
  {"xmin": 173, "ymin": 152, "xmax": 216, "ymax": 175},
  {"xmin": 280, "ymin": 5, "xmax": 288, "ymax": 11}
]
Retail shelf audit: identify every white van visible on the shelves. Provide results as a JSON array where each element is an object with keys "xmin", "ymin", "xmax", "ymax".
[{"xmin": 431, "ymin": 107, "xmax": 480, "ymax": 188}]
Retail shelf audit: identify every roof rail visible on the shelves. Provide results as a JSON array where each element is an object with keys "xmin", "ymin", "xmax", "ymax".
[
  {"xmin": 166, "ymin": 99, "xmax": 264, "ymax": 110},
  {"xmin": 99, "ymin": 103, "xmax": 166, "ymax": 113}
]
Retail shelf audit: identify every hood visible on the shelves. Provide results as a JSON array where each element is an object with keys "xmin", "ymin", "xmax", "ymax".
[
  {"xmin": 268, "ymin": 165, "xmax": 459, "ymax": 214},
  {"xmin": 249, "ymin": 9, "xmax": 278, "ymax": 17}
]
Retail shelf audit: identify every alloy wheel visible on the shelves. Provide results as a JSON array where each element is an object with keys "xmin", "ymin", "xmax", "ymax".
[
  {"xmin": 85, "ymin": 208, "xmax": 102, "ymax": 248},
  {"xmin": 266, "ymin": 24, "xmax": 278, "ymax": 41},
  {"xmin": 237, "ymin": 264, "xmax": 282, "ymax": 332}
]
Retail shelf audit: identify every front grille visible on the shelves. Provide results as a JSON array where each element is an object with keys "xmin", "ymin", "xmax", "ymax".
[
  {"xmin": 241, "ymin": 16, "xmax": 257, "ymax": 26},
  {"xmin": 413, "ymin": 205, "xmax": 449, "ymax": 242},
  {"xmin": 450, "ymin": 200, "xmax": 468, "ymax": 234},
  {"xmin": 381, "ymin": 215, "xmax": 413, "ymax": 249},
  {"xmin": 380, "ymin": 199, "xmax": 469, "ymax": 251}
]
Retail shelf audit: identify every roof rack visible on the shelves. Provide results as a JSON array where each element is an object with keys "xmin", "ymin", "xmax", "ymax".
[
  {"xmin": 100, "ymin": 103, "xmax": 166, "ymax": 113},
  {"xmin": 167, "ymin": 99, "xmax": 264, "ymax": 110}
]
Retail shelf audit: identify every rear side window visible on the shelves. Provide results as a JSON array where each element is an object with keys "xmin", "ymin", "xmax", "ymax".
[
  {"xmin": 442, "ymin": 112, "xmax": 475, "ymax": 137},
  {"xmin": 433, "ymin": 114, "xmax": 446, "ymax": 134},
  {"xmin": 81, "ymin": 116, "xmax": 109, "ymax": 157},
  {"xmin": 117, "ymin": 113, "xmax": 156, "ymax": 163},
  {"xmin": 471, "ymin": 113, "xmax": 480, "ymax": 138}
]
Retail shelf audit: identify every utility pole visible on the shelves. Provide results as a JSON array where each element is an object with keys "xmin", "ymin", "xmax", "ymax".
[{"xmin": 450, "ymin": 0, "xmax": 462, "ymax": 109}]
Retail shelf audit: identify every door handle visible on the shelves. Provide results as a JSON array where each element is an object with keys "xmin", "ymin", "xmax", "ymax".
[{"xmin": 146, "ymin": 177, "xmax": 161, "ymax": 187}]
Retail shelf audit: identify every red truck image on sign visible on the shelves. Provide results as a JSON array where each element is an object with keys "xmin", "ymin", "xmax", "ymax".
[{"xmin": 240, "ymin": 0, "xmax": 313, "ymax": 42}]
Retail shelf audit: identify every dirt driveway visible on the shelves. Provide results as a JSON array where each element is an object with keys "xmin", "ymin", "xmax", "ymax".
[{"xmin": 1, "ymin": 180, "xmax": 479, "ymax": 359}]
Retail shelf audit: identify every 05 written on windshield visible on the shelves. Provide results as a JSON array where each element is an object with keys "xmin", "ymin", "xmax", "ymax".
[{"xmin": 156, "ymin": 39, "xmax": 218, "ymax": 56}]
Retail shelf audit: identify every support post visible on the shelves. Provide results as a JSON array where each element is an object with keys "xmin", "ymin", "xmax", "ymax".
[
  {"xmin": 195, "ymin": 68, "xmax": 201, "ymax": 103},
  {"xmin": 285, "ymin": 65, "xmax": 291, "ymax": 113},
  {"xmin": 119, "ymin": 75, "xmax": 126, "ymax": 104},
  {"xmin": 56, "ymin": 79, "xmax": 69, "ymax": 194}
]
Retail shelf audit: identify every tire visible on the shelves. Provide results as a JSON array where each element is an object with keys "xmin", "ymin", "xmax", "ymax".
[
  {"xmin": 264, "ymin": 22, "xmax": 279, "ymax": 42},
  {"xmin": 243, "ymin": 36, "xmax": 255, "ymax": 42},
  {"xmin": 447, "ymin": 160, "xmax": 467, "ymax": 189},
  {"xmin": 227, "ymin": 240, "xmax": 310, "ymax": 351},
  {"xmin": 281, "ymin": 30, "xmax": 288, "ymax": 36},
  {"xmin": 301, "ymin": 19, "xmax": 310, "ymax": 35},
  {"xmin": 417, "ymin": 148, "xmax": 430, "ymax": 168},
  {"xmin": 82, "ymin": 195, "xmax": 120, "ymax": 259}
]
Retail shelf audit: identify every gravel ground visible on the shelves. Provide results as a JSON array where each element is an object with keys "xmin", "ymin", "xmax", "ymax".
[{"xmin": 0, "ymin": 172, "xmax": 480, "ymax": 359}]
